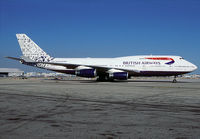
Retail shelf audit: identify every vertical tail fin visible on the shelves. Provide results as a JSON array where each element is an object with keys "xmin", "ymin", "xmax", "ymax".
[{"xmin": 16, "ymin": 34, "xmax": 53, "ymax": 62}]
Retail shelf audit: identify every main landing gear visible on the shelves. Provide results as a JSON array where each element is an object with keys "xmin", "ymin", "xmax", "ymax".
[
  {"xmin": 172, "ymin": 76, "xmax": 177, "ymax": 83},
  {"xmin": 96, "ymin": 75, "xmax": 114, "ymax": 82}
]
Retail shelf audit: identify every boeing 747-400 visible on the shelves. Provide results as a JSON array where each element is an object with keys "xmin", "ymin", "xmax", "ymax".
[{"xmin": 6, "ymin": 34, "xmax": 198, "ymax": 82}]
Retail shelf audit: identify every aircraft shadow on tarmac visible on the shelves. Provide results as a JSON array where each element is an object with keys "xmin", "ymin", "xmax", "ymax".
[{"xmin": 44, "ymin": 78, "xmax": 191, "ymax": 83}]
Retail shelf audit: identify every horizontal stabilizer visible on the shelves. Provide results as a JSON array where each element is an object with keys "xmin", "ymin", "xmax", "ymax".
[
  {"xmin": 5, "ymin": 56, "xmax": 35, "ymax": 63},
  {"xmin": 5, "ymin": 56, "xmax": 23, "ymax": 61}
]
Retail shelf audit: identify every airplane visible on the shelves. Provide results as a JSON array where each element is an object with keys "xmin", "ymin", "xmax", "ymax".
[{"xmin": 6, "ymin": 34, "xmax": 198, "ymax": 82}]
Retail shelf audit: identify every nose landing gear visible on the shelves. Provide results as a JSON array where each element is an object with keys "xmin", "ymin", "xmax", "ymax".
[{"xmin": 173, "ymin": 76, "xmax": 177, "ymax": 83}]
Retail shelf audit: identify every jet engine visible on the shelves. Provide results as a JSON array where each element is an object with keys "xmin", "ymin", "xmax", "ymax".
[
  {"xmin": 75, "ymin": 66, "xmax": 96, "ymax": 78},
  {"xmin": 107, "ymin": 69, "xmax": 128, "ymax": 80}
]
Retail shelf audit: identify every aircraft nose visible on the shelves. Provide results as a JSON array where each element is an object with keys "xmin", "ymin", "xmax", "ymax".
[
  {"xmin": 191, "ymin": 64, "xmax": 198, "ymax": 71},
  {"xmin": 194, "ymin": 65, "xmax": 198, "ymax": 71}
]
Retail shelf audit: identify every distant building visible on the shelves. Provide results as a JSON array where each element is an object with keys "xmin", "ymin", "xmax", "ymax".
[
  {"xmin": 182, "ymin": 74, "xmax": 200, "ymax": 79},
  {"xmin": 24, "ymin": 72, "xmax": 75, "ymax": 77},
  {"xmin": 0, "ymin": 68, "xmax": 24, "ymax": 77}
]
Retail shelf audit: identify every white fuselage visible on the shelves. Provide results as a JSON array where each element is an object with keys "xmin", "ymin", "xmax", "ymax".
[{"xmin": 43, "ymin": 55, "xmax": 197, "ymax": 76}]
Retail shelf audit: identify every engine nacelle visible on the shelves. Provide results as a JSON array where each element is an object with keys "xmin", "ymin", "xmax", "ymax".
[
  {"xmin": 75, "ymin": 66, "xmax": 96, "ymax": 78},
  {"xmin": 107, "ymin": 69, "xmax": 128, "ymax": 80}
]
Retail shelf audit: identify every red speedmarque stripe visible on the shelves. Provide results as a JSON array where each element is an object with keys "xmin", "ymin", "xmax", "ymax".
[{"xmin": 145, "ymin": 57, "xmax": 174, "ymax": 61}]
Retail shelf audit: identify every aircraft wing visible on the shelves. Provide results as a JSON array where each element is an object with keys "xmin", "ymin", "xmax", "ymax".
[
  {"xmin": 5, "ymin": 56, "xmax": 140, "ymax": 73},
  {"xmin": 33, "ymin": 61, "xmax": 140, "ymax": 73}
]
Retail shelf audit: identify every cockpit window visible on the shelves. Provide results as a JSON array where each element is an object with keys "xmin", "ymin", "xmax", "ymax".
[{"xmin": 180, "ymin": 57, "xmax": 184, "ymax": 60}]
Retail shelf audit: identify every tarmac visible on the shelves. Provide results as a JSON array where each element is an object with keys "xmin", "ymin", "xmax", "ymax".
[{"xmin": 0, "ymin": 77, "xmax": 200, "ymax": 139}]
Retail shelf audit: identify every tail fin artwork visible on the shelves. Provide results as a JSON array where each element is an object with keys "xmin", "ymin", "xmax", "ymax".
[{"xmin": 16, "ymin": 34, "xmax": 53, "ymax": 62}]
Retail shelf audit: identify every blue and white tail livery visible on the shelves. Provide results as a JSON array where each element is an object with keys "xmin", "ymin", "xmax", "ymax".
[
  {"xmin": 16, "ymin": 34, "xmax": 53, "ymax": 62},
  {"xmin": 7, "ymin": 34, "xmax": 198, "ymax": 82}
]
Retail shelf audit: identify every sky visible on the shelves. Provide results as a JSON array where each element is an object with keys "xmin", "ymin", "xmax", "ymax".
[{"xmin": 0, "ymin": 0, "xmax": 200, "ymax": 73}]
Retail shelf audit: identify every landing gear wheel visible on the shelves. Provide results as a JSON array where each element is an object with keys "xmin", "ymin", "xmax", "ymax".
[
  {"xmin": 97, "ymin": 75, "xmax": 107, "ymax": 82},
  {"xmin": 97, "ymin": 75, "xmax": 113, "ymax": 82},
  {"xmin": 172, "ymin": 76, "xmax": 177, "ymax": 83},
  {"xmin": 173, "ymin": 79, "xmax": 177, "ymax": 83}
]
